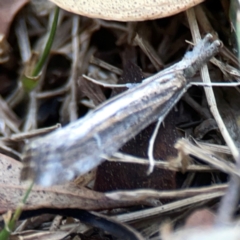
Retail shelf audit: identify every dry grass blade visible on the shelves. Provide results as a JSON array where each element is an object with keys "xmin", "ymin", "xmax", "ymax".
[
  {"xmin": 106, "ymin": 152, "xmax": 216, "ymax": 172},
  {"xmin": 115, "ymin": 192, "xmax": 224, "ymax": 223},
  {"xmin": 174, "ymin": 139, "xmax": 239, "ymax": 177},
  {"xmin": 106, "ymin": 184, "xmax": 227, "ymax": 201}
]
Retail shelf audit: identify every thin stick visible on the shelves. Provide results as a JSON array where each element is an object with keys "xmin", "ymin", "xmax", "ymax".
[
  {"xmin": 69, "ymin": 15, "xmax": 80, "ymax": 121},
  {"xmin": 114, "ymin": 192, "xmax": 224, "ymax": 223}
]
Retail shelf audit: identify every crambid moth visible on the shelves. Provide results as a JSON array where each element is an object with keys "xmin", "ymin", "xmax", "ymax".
[{"xmin": 21, "ymin": 34, "xmax": 221, "ymax": 186}]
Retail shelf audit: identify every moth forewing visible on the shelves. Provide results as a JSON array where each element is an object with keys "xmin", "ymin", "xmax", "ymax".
[{"xmin": 22, "ymin": 72, "xmax": 188, "ymax": 186}]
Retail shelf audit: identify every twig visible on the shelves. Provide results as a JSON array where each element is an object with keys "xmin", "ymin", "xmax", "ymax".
[
  {"xmin": 106, "ymin": 152, "xmax": 218, "ymax": 172},
  {"xmin": 114, "ymin": 192, "xmax": 224, "ymax": 223},
  {"xmin": 68, "ymin": 15, "xmax": 80, "ymax": 121}
]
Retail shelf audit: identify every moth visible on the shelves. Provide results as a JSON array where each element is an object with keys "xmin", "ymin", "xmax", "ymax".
[{"xmin": 21, "ymin": 34, "xmax": 221, "ymax": 186}]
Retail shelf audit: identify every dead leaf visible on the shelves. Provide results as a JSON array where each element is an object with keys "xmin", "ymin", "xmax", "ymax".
[
  {"xmin": 184, "ymin": 208, "xmax": 216, "ymax": 228},
  {"xmin": 0, "ymin": 0, "xmax": 30, "ymax": 36},
  {"xmin": 0, "ymin": 153, "xmax": 226, "ymax": 214},
  {"xmin": 0, "ymin": 0, "xmax": 30, "ymax": 63},
  {"xmin": 0, "ymin": 153, "xmax": 146, "ymax": 213}
]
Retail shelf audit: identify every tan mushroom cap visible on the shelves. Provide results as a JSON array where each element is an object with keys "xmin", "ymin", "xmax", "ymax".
[{"xmin": 50, "ymin": 0, "xmax": 205, "ymax": 21}]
